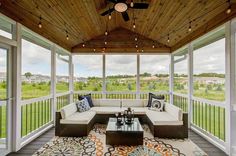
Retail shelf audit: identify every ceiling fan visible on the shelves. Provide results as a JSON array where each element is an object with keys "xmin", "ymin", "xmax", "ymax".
[{"xmin": 101, "ymin": 0, "xmax": 149, "ymax": 22}]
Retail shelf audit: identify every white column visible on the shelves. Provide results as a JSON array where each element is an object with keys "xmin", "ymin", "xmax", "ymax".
[
  {"xmin": 136, "ymin": 54, "xmax": 140, "ymax": 99},
  {"xmin": 12, "ymin": 23, "xmax": 22, "ymax": 151},
  {"xmin": 102, "ymin": 54, "xmax": 106, "ymax": 99},
  {"xmin": 169, "ymin": 54, "xmax": 174, "ymax": 104},
  {"xmin": 225, "ymin": 20, "xmax": 236, "ymax": 155},
  {"xmin": 69, "ymin": 54, "xmax": 73, "ymax": 103},
  {"xmin": 51, "ymin": 45, "xmax": 56, "ymax": 125},
  {"xmin": 188, "ymin": 43, "xmax": 193, "ymax": 127}
]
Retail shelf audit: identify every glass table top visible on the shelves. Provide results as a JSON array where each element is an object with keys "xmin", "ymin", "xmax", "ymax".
[{"xmin": 106, "ymin": 118, "xmax": 143, "ymax": 132}]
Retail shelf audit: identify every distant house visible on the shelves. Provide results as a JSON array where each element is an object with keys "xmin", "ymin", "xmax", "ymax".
[{"xmin": 194, "ymin": 77, "xmax": 225, "ymax": 84}]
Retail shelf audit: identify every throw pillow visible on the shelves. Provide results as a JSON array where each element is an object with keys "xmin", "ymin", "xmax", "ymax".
[
  {"xmin": 76, "ymin": 98, "xmax": 91, "ymax": 112},
  {"xmin": 147, "ymin": 93, "xmax": 164, "ymax": 107},
  {"xmin": 78, "ymin": 93, "xmax": 94, "ymax": 107},
  {"xmin": 149, "ymin": 98, "xmax": 165, "ymax": 112}
]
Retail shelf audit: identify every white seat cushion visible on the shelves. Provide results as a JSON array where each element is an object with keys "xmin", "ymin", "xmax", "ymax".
[
  {"xmin": 60, "ymin": 111, "xmax": 96, "ymax": 124},
  {"xmin": 60, "ymin": 103, "xmax": 77, "ymax": 119},
  {"xmin": 92, "ymin": 99, "xmax": 100, "ymax": 107},
  {"xmin": 91, "ymin": 107, "xmax": 125, "ymax": 114},
  {"xmin": 165, "ymin": 103, "xmax": 183, "ymax": 121},
  {"xmin": 146, "ymin": 110, "xmax": 183, "ymax": 126},
  {"xmin": 122, "ymin": 99, "xmax": 144, "ymax": 107},
  {"xmin": 99, "ymin": 99, "xmax": 121, "ymax": 107}
]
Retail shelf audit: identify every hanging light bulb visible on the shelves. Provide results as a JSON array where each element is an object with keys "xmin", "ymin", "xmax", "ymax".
[
  {"xmin": 133, "ymin": 23, "xmax": 136, "ymax": 29},
  {"xmin": 105, "ymin": 41, "xmax": 107, "ymax": 45},
  {"xmin": 93, "ymin": 48, "xmax": 96, "ymax": 52},
  {"xmin": 167, "ymin": 34, "xmax": 170, "ymax": 43},
  {"xmin": 141, "ymin": 49, "xmax": 144, "ymax": 52},
  {"xmin": 66, "ymin": 34, "xmax": 69, "ymax": 40},
  {"xmin": 82, "ymin": 43, "xmax": 85, "ymax": 47},
  {"xmin": 135, "ymin": 44, "xmax": 138, "ymax": 48},
  {"xmin": 226, "ymin": 5, "xmax": 231, "ymax": 14},
  {"xmin": 109, "ymin": 13, "xmax": 112, "ymax": 20},
  {"xmin": 226, "ymin": 0, "xmax": 231, "ymax": 14},
  {"xmin": 38, "ymin": 16, "xmax": 42, "ymax": 28},
  {"xmin": 105, "ymin": 31, "xmax": 108, "ymax": 36},
  {"xmin": 131, "ymin": 0, "xmax": 134, "ymax": 7},
  {"xmin": 152, "ymin": 41, "xmax": 155, "ymax": 48},
  {"xmin": 188, "ymin": 22, "xmax": 192, "ymax": 32},
  {"xmin": 136, "ymin": 49, "xmax": 139, "ymax": 53},
  {"xmin": 135, "ymin": 37, "xmax": 138, "ymax": 41}
]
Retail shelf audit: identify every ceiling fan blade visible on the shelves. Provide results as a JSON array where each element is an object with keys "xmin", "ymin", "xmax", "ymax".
[
  {"xmin": 122, "ymin": 11, "xmax": 130, "ymax": 21},
  {"xmin": 131, "ymin": 3, "xmax": 149, "ymax": 9},
  {"xmin": 101, "ymin": 8, "xmax": 115, "ymax": 16},
  {"xmin": 107, "ymin": 0, "xmax": 117, "ymax": 3}
]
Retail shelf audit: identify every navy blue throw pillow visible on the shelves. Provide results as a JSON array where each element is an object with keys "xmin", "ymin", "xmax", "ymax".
[
  {"xmin": 147, "ymin": 93, "xmax": 164, "ymax": 107},
  {"xmin": 78, "ymin": 93, "xmax": 94, "ymax": 107}
]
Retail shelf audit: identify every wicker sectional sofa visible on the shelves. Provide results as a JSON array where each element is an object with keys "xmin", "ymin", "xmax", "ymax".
[{"xmin": 55, "ymin": 99, "xmax": 188, "ymax": 139}]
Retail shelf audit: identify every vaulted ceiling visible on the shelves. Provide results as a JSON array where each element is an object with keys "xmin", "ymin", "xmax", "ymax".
[{"xmin": 0, "ymin": 0, "xmax": 236, "ymax": 52}]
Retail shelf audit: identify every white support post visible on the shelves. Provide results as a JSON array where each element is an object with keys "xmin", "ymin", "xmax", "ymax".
[
  {"xmin": 136, "ymin": 54, "xmax": 140, "ymax": 99},
  {"xmin": 12, "ymin": 23, "xmax": 22, "ymax": 152},
  {"xmin": 69, "ymin": 54, "xmax": 73, "ymax": 103},
  {"xmin": 188, "ymin": 43, "xmax": 193, "ymax": 127},
  {"xmin": 225, "ymin": 20, "xmax": 236, "ymax": 155},
  {"xmin": 51, "ymin": 45, "xmax": 56, "ymax": 125},
  {"xmin": 102, "ymin": 54, "xmax": 106, "ymax": 99},
  {"xmin": 169, "ymin": 54, "xmax": 174, "ymax": 104}
]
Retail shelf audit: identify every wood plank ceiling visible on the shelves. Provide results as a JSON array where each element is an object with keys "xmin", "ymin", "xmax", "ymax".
[{"xmin": 0, "ymin": 0, "xmax": 235, "ymax": 52}]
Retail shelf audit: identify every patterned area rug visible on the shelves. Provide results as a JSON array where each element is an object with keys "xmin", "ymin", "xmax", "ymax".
[{"xmin": 33, "ymin": 124, "xmax": 207, "ymax": 156}]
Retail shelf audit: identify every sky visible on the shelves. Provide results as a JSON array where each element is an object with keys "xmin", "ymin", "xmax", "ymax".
[{"xmin": 0, "ymin": 36, "xmax": 226, "ymax": 77}]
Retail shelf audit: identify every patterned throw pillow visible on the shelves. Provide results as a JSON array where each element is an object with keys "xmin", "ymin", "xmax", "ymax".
[
  {"xmin": 76, "ymin": 98, "xmax": 91, "ymax": 112},
  {"xmin": 147, "ymin": 93, "xmax": 164, "ymax": 107},
  {"xmin": 150, "ymin": 98, "xmax": 165, "ymax": 112},
  {"xmin": 78, "ymin": 93, "xmax": 94, "ymax": 107}
]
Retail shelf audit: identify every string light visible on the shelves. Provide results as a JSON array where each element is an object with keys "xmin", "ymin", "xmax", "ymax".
[
  {"xmin": 131, "ymin": 0, "xmax": 134, "ymax": 7},
  {"xmin": 109, "ymin": 14, "xmax": 112, "ymax": 20},
  {"xmin": 66, "ymin": 31, "xmax": 69, "ymax": 40},
  {"xmin": 82, "ymin": 43, "xmax": 85, "ymax": 47},
  {"xmin": 105, "ymin": 31, "xmax": 108, "ymax": 36},
  {"xmin": 93, "ymin": 48, "xmax": 96, "ymax": 52},
  {"xmin": 188, "ymin": 21, "xmax": 192, "ymax": 32},
  {"xmin": 105, "ymin": 41, "xmax": 107, "ymax": 45},
  {"xmin": 38, "ymin": 16, "xmax": 42, "ymax": 28},
  {"xmin": 135, "ymin": 44, "xmax": 138, "ymax": 48},
  {"xmin": 152, "ymin": 41, "xmax": 155, "ymax": 48},
  {"xmin": 135, "ymin": 37, "xmax": 138, "ymax": 41},
  {"xmin": 226, "ymin": 0, "xmax": 231, "ymax": 14},
  {"xmin": 141, "ymin": 49, "xmax": 144, "ymax": 52},
  {"xmin": 167, "ymin": 34, "xmax": 170, "ymax": 43},
  {"xmin": 133, "ymin": 22, "xmax": 136, "ymax": 29},
  {"xmin": 136, "ymin": 49, "xmax": 139, "ymax": 53}
]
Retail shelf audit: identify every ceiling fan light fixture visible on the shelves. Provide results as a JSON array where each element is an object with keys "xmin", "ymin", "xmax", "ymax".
[{"xmin": 114, "ymin": 3, "xmax": 128, "ymax": 13}]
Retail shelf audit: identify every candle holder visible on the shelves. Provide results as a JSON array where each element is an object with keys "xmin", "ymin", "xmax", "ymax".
[
  {"xmin": 124, "ymin": 107, "xmax": 134, "ymax": 124},
  {"xmin": 115, "ymin": 112, "xmax": 124, "ymax": 126}
]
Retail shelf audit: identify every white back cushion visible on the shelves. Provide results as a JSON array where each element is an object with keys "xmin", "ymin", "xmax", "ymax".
[
  {"xmin": 99, "ymin": 99, "xmax": 121, "ymax": 107},
  {"xmin": 165, "ymin": 103, "xmax": 183, "ymax": 121},
  {"xmin": 92, "ymin": 99, "xmax": 100, "ymax": 107},
  {"xmin": 143, "ymin": 99, "xmax": 148, "ymax": 107},
  {"xmin": 122, "ymin": 99, "xmax": 144, "ymax": 107},
  {"xmin": 60, "ymin": 103, "xmax": 77, "ymax": 119}
]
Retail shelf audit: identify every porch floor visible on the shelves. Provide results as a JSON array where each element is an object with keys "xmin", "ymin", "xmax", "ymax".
[{"xmin": 7, "ymin": 128, "xmax": 227, "ymax": 156}]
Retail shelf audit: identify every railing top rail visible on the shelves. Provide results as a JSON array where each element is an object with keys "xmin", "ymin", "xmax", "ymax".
[
  {"xmin": 172, "ymin": 92, "xmax": 188, "ymax": 98},
  {"xmin": 192, "ymin": 96, "xmax": 225, "ymax": 107},
  {"xmin": 55, "ymin": 91, "xmax": 70, "ymax": 98},
  {"xmin": 74, "ymin": 91, "xmax": 170, "ymax": 94},
  {"xmin": 21, "ymin": 95, "xmax": 52, "ymax": 106}
]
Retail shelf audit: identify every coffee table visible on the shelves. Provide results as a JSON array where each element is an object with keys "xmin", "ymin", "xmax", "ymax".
[{"xmin": 106, "ymin": 118, "xmax": 143, "ymax": 145}]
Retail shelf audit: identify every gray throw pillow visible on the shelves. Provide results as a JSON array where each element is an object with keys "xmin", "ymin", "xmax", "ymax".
[
  {"xmin": 150, "ymin": 98, "xmax": 165, "ymax": 112},
  {"xmin": 76, "ymin": 98, "xmax": 90, "ymax": 112}
]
